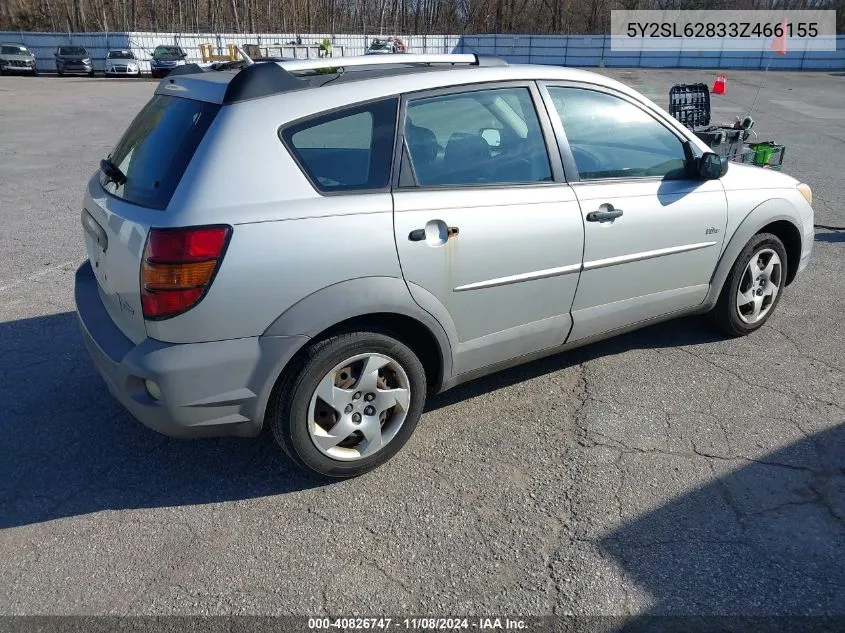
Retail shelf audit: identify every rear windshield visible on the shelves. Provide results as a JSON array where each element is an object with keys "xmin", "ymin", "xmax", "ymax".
[{"xmin": 101, "ymin": 95, "xmax": 220, "ymax": 210}]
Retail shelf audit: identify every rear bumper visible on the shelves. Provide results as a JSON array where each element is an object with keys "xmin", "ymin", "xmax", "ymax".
[{"xmin": 74, "ymin": 261, "xmax": 307, "ymax": 438}]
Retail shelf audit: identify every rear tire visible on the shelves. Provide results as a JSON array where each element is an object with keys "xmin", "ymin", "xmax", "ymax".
[
  {"xmin": 709, "ymin": 232, "xmax": 787, "ymax": 337},
  {"xmin": 268, "ymin": 330, "xmax": 427, "ymax": 478}
]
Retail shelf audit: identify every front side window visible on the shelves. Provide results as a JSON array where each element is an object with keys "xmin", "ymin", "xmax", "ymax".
[
  {"xmin": 403, "ymin": 87, "xmax": 552, "ymax": 187},
  {"xmin": 281, "ymin": 98, "xmax": 398, "ymax": 193},
  {"xmin": 547, "ymin": 87, "xmax": 688, "ymax": 180}
]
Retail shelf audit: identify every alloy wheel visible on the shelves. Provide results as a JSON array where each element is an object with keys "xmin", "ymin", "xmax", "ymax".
[
  {"xmin": 736, "ymin": 248, "xmax": 782, "ymax": 324},
  {"xmin": 307, "ymin": 353, "xmax": 411, "ymax": 461}
]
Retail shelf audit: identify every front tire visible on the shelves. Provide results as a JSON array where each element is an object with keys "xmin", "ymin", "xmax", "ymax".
[
  {"xmin": 268, "ymin": 331, "xmax": 427, "ymax": 478},
  {"xmin": 710, "ymin": 232, "xmax": 787, "ymax": 337}
]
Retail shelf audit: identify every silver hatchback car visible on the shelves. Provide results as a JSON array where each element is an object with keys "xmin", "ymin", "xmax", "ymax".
[{"xmin": 75, "ymin": 54, "xmax": 814, "ymax": 477}]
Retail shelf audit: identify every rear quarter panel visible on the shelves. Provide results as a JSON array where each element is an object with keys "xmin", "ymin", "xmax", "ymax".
[{"xmin": 145, "ymin": 99, "xmax": 403, "ymax": 344}]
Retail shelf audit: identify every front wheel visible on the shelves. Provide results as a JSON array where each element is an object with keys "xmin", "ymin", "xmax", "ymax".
[
  {"xmin": 268, "ymin": 331, "xmax": 427, "ymax": 478},
  {"xmin": 709, "ymin": 232, "xmax": 787, "ymax": 337}
]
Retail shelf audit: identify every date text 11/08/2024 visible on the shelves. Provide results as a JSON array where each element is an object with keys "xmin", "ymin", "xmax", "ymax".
[{"xmin": 307, "ymin": 618, "xmax": 529, "ymax": 630}]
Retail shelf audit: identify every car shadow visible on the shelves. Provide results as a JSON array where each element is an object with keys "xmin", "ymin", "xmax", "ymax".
[
  {"xmin": 1, "ymin": 310, "xmax": 720, "ymax": 529},
  {"xmin": 603, "ymin": 422, "xmax": 845, "ymax": 624}
]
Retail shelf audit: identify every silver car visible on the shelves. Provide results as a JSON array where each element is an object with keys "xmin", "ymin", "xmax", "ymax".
[
  {"xmin": 75, "ymin": 54, "xmax": 814, "ymax": 477},
  {"xmin": 0, "ymin": 42, "xmax": 37, "ymax": 75},
  {"xmin": 104, "ymin": 48, "xmax": 141, "ymax": 76}
]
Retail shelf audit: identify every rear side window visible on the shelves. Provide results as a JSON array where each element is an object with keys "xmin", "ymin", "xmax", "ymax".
[
  {"xmin": 102, "ymin": 95, "xmax": 220, "ymax": 210},
  {"xmin": 281, "ymin": 98, "xmax": 398, "ymax": 193}
]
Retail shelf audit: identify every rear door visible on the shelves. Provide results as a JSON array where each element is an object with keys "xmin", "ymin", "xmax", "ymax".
[
  {"xmin": 392, "ymin": 82, "xmax": 585, "ymax": 377},
  {"xmin": 82, "ymin": 94, "xmax": 220, "ymax": 343},
  {"xmin": 540, "ymin": 83, "xmax": 728, "ymax": 343}
]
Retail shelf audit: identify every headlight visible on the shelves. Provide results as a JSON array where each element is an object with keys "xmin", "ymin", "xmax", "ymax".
[
  {"xmin": 797, "ymin": 183, "xmax": 812, "ymax": 205},
  {"xmin": 83, "ymin": 58, "xmax": 91, "ymax": 64}
]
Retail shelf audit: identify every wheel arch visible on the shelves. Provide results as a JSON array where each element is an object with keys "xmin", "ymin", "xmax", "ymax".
[
  {"xmin": 704, "ymin": 199, "xmax": 803, "ymax": 309},
  {"xmin": 262, "ymin": 276, "xmax": 455, "ymax": 394}
]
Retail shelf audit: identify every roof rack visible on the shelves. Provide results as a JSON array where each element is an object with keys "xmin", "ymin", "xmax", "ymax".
[
  {"xmin": 220, "ymin": 53, "xmax": 508, "ymax": 104},
  {"xmin": 277, "ymin": 53, "xmax": 507, "ymax": 73}
]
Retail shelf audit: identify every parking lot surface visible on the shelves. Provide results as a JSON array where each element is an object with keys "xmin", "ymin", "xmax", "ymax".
[{"xmin": 0, "ymin": 70, "xmax": 843, "ymax": 618}]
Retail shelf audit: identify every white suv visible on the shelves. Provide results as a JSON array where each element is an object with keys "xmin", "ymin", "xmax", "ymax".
[{"xmin": 75, "ymin": 54, "xmax": 814, "ymax": 477}]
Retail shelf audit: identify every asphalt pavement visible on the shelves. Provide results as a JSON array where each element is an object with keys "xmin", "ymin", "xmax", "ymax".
[{"xmin": 0, "ymin": 69, "xmax": 843, "ymax": 620}]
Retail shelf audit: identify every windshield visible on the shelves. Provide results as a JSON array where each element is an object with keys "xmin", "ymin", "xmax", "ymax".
[
  {"xmin": 1, "ymin": 45, "xmax": 30, "ymax": 55},
  {"xmin": 153, "ymin": 46, "xmax": 183, "ymax": 59},
  {"xmin": 370, "ymin": 42, "xmax": 390, "ymax": 50},
  {"xmin": 102, "ymin": 95, "xmax": 220, "ymax": 210},
  {"xmin": 59, "ymin": 46, "xmax": 87, "ymax": 56},
  {"xmin": 108, "ymin": 50, "xmax": 134, "ymax": 59}
]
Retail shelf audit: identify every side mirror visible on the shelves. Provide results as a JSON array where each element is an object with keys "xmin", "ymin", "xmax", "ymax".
[
  {"xmin": 480, "ymin": 128, "xmax": 501, "ymax": 149},
  {"xmin": 699, "ymin": 152, "xmax": 728, "ymax": 179}
]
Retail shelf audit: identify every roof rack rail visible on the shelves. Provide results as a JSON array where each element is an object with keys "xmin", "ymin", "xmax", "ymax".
[
  {"xmin": 277, "ymin": 53, "xmax": 507, "ymax": 73},
  {"xmin": 220, "ymin": 53, "xmax": 508, "ymax": 105}
]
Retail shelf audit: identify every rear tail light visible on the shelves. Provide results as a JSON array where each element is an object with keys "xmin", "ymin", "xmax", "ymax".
[{"xmin": 141, "ymin": 225, "xmax": 231, "ymax": 320}]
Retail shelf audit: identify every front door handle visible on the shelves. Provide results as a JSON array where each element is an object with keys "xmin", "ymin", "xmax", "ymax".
[{"xmin": 586, "ymin": 204, "xmax": 623, "ymax": 222}]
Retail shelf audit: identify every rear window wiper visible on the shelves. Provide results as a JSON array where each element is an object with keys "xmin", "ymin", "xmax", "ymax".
[{"xmin": 100, "ymin": 157, "xmax": 127, "ymax": 186}]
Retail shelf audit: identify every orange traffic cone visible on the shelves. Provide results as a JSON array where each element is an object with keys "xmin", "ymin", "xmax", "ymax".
[{"xmin": 712, "ymin": 73, "xmax": 726, "ymax": 95}]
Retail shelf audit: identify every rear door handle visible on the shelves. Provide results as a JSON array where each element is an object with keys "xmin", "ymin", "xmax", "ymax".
[
  {"xmin": 586, "ymin": 204, "xmax": 623, "ymax": 222},
  {"xmin": 409, "ymin": 224, "xmax": 459, "ymax": 242}
]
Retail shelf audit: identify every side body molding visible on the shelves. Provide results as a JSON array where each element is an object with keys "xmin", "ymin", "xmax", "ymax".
[
  {"xmin": 263, "ymin": 276, "xmax": 457, "ymax": 389},
  {"xmin": 701, "ymin": 198, "xmax": 805, "ymax": 312}
]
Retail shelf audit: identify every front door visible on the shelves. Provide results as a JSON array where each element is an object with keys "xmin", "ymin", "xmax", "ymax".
[
  {"xmin": 392, "ymin": 84, "xmax": 585, "ymax": 377},
  {"xmin": 541, "ymin": 84, "xmax": 728, "ymax": 342}
]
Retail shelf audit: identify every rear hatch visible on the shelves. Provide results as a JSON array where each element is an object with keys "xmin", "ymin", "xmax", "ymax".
[{"xmin": 82, "ymin": 93, "xmax": 221, "ymax": 343}]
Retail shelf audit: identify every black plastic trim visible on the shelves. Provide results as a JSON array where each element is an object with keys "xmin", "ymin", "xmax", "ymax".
[
  {"xmin": 475, "ymin": 55, "xmax": 508, "ymax": 67},
  {"xmin": 166, "ymin": 63, "xmax": 206, "ymax": 77},
  {"xmin": 223, "ymin": 62, "xmax": 303, "ymax": 104}
]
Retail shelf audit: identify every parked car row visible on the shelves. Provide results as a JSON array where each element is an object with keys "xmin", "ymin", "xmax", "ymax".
[{"xmin": 0, "ymin": 43, "xmax": 188, "ymax": 77}]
